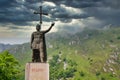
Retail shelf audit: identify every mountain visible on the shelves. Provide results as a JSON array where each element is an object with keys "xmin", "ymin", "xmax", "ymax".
[
  {"xmin": 4, "ymin": 27, "xmax": 120, "ymax": 80},
  {"xmin": 0, "ymin": 43, "xmax": 15, "ymax": 52}
]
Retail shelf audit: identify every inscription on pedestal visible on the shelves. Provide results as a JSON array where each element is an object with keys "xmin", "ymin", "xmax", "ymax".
[{"xmin": 25, "ymin": 63, "xmax": 49, "ymax": 80}]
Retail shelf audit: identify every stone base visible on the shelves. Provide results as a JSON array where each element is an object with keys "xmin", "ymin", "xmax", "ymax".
[{"xmin": 25, "ymin": 63, "xmax": 49, "ymax": 80}]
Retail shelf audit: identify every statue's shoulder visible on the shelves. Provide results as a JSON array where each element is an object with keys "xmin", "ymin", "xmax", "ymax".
[
  {"xmin": 31, "ymin": 31, "xmax": 36, "ymax": 35},
  {"xmin": 33, "ymin": 31, "xmax": 37, "ymax": 33},
  {"xmin": 32, "ymin": 31, "xmax": 39, "ymax": 33}
]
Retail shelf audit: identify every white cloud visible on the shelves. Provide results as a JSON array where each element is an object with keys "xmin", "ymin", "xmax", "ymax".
[
  {"xmin": 33, "ymin": 1, "xmax": 56, "ymax": 8},
  {"xmin": 0, "ymin": 38, "xmax": 29, "ymax": 44},
  {"xmin": 16, "ymin": 0, "xmax": 26, "ymax": 4},
  {"xmin": 0, "ymin": 26, "xmax": 16, "ymax": 38},
  {"xmin": 55, "ymin": 19, "xmax": 84, "ymax": 28},
  {"xmin": 43, "ymin": 1, "xmax": 56, "ymax": 7},
  {"xmin": 81, "ymin": 17, "xmax": 102, "ymax": 28},
  {"xmin": 0, "ymin": 21, "xmax": 58, "ymax": 38},
  {"xmin": 60, "ymin": 4, "xmax": 85, "ymax": 15}
]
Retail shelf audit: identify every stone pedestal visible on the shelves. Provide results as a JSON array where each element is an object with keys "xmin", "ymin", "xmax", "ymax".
[{"xmin": 25, "ymin": 63, "xmax": 49, "ymax": 80}]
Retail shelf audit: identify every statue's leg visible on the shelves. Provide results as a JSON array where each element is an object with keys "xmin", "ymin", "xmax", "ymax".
[
  {"xmin": 43, "ymin": 48, "xmax": 47, "ymax": 63},
  {"xmin": 40, "ymin": 49, "xmax": 44, "ymax": 63},
  {"xmin": 39, "ymin": 43, "xmax": 46, "ymax": 63},
  {"xmin": 32, "ymin": 49, "xmax": 36, "ymax": 62},
  {"xmin": 44, "ymin": 52, "xmax": 47, "ymax": 63},
  {"xmin": 32, "ymin": 49, "xmax": 39, "ymax": 62},
  {"xmin": 34, "ymin": 49, "xmax": 40, "ymax": 62},
  {"xmin": 40, "ymin": 53, "xmax": 44, "ymax": 63},
  {"xmin": 37, "ymin": 50, "xmax": 40, "ymax": 62}
]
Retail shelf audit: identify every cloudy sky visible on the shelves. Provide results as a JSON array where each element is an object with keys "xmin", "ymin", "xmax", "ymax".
[{"xmin": 0, "ymin": 0, "xmax": 120, "ymax": 44}]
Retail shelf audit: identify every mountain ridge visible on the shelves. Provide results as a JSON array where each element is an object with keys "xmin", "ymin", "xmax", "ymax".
[
  {"xmin": 2, "ymin": 27, "xmax": 120, "ymax": 79},
  {"xmin": 0, "ymin": 43, "xmax": 14, "ymax": 52}
]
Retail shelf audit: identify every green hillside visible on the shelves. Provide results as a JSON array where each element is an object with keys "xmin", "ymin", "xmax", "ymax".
[{"xmin": 7, "ymin": 27, "xmax": 120, "ymax": 80}]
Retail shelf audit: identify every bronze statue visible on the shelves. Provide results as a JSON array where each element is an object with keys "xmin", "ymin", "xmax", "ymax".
[{"xmin": 31, "ymin": 23, "xmax": 55, "ymax": 62}]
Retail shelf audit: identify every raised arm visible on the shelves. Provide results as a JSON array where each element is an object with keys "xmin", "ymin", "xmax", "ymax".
[{"xmin": 43, "ymin": 23, "xmax": 55, "ymax": 33}]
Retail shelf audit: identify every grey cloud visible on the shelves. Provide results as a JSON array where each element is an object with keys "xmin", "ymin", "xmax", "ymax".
[
  {"xmin": 83, "ymin": 5, "xmax": 120, "ymax": 26},
  {"xmin": 0, "ymin": 0, "xmax": 120, "ymax": 29},
  {"xmin": 0, "ymin": 0, "xmax": 17, "ymax": 8},
  {"xmin": 0, "ymin": 0, "xmax": 56, "ymax": 26},
  {"xmin": 102, "ymin": 0, "xmax": 120, "ymax": 9},
  {"xmin": 46, "ymin": 0, "xmax": 103, "ymax": 8}
]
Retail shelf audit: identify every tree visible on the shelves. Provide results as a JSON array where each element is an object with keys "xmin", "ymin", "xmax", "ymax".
[
  {"xmin": 49, "ymin": 54, "xmax": 77, "ymax": 79},
  {"xmin": 0, "ymin": 51, "xmax": 20, "ymax": 80}
]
